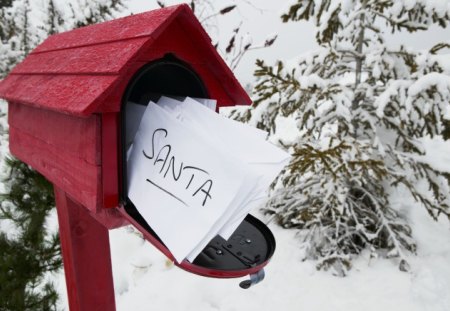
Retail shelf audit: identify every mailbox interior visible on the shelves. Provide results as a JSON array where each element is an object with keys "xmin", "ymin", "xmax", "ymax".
[{"xmin": 120, "ymin": 56, "xmax": 275, "ymax": 277}]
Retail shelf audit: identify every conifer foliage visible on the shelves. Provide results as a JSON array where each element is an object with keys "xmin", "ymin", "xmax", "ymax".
[
  {"xmin": 0, "ymin": 0, "xmax": 127, "ymax": 78},
  {"xmin": 0, "ymin": 0, "xmax": 126, "ymax": 309},
  {"xmin": 237, "ymin": 0, "xmax": 450, "ymax": 275},
  {"xmin": 0, "ymin": 159, "xmax": 61, "ymax": 310}
]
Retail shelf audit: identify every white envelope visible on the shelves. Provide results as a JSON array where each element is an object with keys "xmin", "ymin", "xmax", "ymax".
[
  {"xmin": 127, "ymin": 102, "xmax": 252, "ymax": 263},
  {"xmin": 191, "ymin": 97, "xmax": 217, "ymax": 111},
  {"xmin": 157, "ymin": 96, "xmax": 268, "ymax": 142},
  {"xmin": 156, "ymin": 97, "xmax": 262, "ymax": 246},
  {"xmin": 157, "ymin": 96, "xmax": 290, "ymax": 239}
]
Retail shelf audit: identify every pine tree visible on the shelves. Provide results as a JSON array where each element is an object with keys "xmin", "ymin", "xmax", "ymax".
[
  {"xmin": 0, "ymin": 159, "xmax": 61, "ymax": 310},
  {"xmin": 233, "ymin": 0, "xmax": 450, "ymax": 275},
  {"xmin": 0, "ymin": 0, "xmax": 127, "ymax": 309}
]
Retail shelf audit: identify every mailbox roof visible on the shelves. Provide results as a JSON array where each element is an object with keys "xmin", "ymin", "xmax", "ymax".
[{"xmin": 0, "ymin": 4, "xmax": 251, "ymax": 116}]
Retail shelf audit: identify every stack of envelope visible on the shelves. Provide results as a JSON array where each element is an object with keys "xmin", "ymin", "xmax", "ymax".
[{"xmin": 127, "ymin": 96, "xmax": 290, "ymax": 263}]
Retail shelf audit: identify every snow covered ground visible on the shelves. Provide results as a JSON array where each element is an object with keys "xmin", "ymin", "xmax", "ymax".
[{"xmin": 52, "ymin": 200, "xmax": 449, "ymax": 311}]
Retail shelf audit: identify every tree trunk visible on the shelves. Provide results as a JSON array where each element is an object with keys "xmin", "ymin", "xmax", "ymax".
[{"xmin": 352, "ymin": 0, "xmax": 367, "ymax": 136}]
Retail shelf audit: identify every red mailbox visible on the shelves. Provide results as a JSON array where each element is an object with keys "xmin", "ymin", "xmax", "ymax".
[{"xmin": 0, "ymin": 4, "xmax": 275, "ymax": 310}]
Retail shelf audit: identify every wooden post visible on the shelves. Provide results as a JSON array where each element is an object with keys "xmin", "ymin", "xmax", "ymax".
[{"xmin": 55, "ymin": 187, "xmax": 116, "ymax": 311}]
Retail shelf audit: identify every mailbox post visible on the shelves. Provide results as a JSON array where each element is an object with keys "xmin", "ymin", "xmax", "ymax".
[
  {"xmin": 0, "ymin": 4, "xmax": 275, "ymax": 311},
  {"xmin": 54, "ymin": 188, "xmax": 116, "ymax": 310}
]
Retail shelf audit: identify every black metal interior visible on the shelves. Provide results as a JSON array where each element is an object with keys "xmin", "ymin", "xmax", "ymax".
[
  {"xmin": 192, "ymin": 213, "xmax": 275, "ymax": 270},
  {"xmin": 125, "ymin": 54, "xmax": 208, "ymax": 106},
  {"xmin": 124, "ymin": 197, "xmax": 275, "ymax": 270},
  {"xmin": 120, "ymin": 55, "xmax": 276, "ymax": 270}
]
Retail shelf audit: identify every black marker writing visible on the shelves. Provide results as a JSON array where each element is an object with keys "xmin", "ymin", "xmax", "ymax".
[
  {"xmin": 142, "ymin": 128, "xmax": 168, "ymax": 159},
  {"xmin": 146, "ymin": 179, "xmax": 187, "ymax": 206},
  {"xmin": 193, "ymin": 179, "xmax": 213, "ymax": 206},
  {"xmin": 142, "ymin": 128, "xmax": 213, "ymax": 207}
]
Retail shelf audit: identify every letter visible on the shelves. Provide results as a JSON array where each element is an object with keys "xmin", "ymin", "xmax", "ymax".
[
  {"xmin": 183, "ymin": 166, "xmax": 209, "ymax": 175},
  {"xmin": 183, "ymin": 166, "xmax": 210, "ymax": 190},
  {"xmin": 186, "ymin": 174, "xmax": 194, "ymax": 190},
  {"xmin": 193, "ymin": 179, "xmax": 213, "ymax": 207},
  {"xmin": 164, "ymin": 156, "xmax": 183, "ymax": 180},
  {"xmin": 154, "ymin": 145, "xmax": 171, "ymax": 174},
  {"xmin": 142, "ymin": 128, "xmax": 168, "ymax": 160}
]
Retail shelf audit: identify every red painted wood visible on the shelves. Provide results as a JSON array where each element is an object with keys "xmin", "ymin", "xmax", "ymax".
[
  {"xmin": 9, "ymin": 125, "xmax": 101, "ymax": 211},
  {"xmin": 139, "ymin": 19, "xmax": 240, "ymax": 108},
  {"xmin": 12, "ymin": 37, "xmax": 148, "ymax": 75},
  {"xmin": 33, "ymin": 5, "xmax": 183, "ymax": 54},
  {"xmin": 55, "ymin": 187, "xmax": 116, "ymax": 311},
  {"xmin": 96, "ymin": 14, "xmax": 250, "ymax": 113},
  {"xmin": 0, "ymin": 74, "xmax": 118, "ymax": 116},
  {"xmin": 8, "ymin": 103, "xmax": 100, "ymax": 166},
  {"xmin": 175, "ymin": 11, "xmax": 251, "ymax": 108},
  {"xmin": 102, "ymin": 113, "xmax": 120, "ymax": 208},
  {"xmin": 90, "ymin": 207, "xmax": 128, "ymax": 230},
  {"xmin": 96, "ymin": 60, "xmax": 152, "ymax": 113},
  {"xmin": 0, "ymin": 4, "xmax": 251, "ymax": 117}
]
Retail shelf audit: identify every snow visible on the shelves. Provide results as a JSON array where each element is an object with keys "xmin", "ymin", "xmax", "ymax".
[
  {"xmin": 414, "ymin": 136, "xmax": 450, "ymax": 173},
  {"xmin": 271, "ymin": 115, "xmax": 299, "ymax": 146},
  {"xmin": 47, "ymin": 204, "xmax": 450, "ymax": 311},
  {"xmin": 409, "ymin": 73, "xmax": 450, "ymax": 98},
  {"xmin": 316, "ymin": 0, "xmax": 341, "ymax": 41},
  {"xmin": 433, "ymin": 54, "xmax": 450, "ymax": 73},
  {"xmin": 0, "ymin": 101, "xmax": 13, "ymax": 236},
  {"xmin": 375, "ymin": 80, "xmax": 411, "ymax": 117},
  {"xmin": 425, "ymin": 0, "xmax": 450, "ymax": 17}
]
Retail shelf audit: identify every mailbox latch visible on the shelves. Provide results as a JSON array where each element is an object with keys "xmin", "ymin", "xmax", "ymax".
[{"xmin": 239, "ymin": 269, "xmax": 265, "ymax": 289}]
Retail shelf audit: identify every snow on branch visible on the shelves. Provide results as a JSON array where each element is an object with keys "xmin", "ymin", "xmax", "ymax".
[{"xmin": 245, "ymin": 0, "xmax": 450, "ymax": 274}]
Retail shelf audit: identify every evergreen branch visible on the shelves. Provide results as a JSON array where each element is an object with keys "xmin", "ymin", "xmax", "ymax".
[
  {"xmin": 335, "ymin": 49, "xmax": 365, "ymax": 60},
  {"xmin": 353, "ymin": 186, "xmax": 411, "ymax": 268},
  {"xmin": 430, "ymin": 42, "xmax": 450, "ymax": 55}
]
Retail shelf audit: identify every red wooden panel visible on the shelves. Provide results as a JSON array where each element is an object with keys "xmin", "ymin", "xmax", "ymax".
[
  {"xmin": 101, "ymin": 113, "xmax": 119, "ymax": 208},
  {"xmin": 55, "ymin": 188, "xmax": 116, "ymax": 311},
  {"xmin": 0, "ymin": 4, "xmax": 250, "ymax": 116},
  {"xmin": 12, "ymin": 38, "xmax": 148, "ymax": 75},
  {"xmin": 138, "ymin": 20, "xmax": 247, "ymax": 107},
  {"xmin": 8, "ymin": 103, "xmax": 100, "ymax": 166},
  {"xmin": 96, "ymin": 18, "xmax": 251, "ymax": 113},
  {"xmin": 175, "ymin": 16, "xmax": 251, "ymax": 107},
  {"xmin": 33, "ymin": 5, "xmax": 183, "ymax": 54},
  {"xmin": 136, "ymin": 18, "xmax": 250, "ymax": 107},
  {"xmin": 9, "ymin": 126, "xmax": 101, "ymax": 211},
  {"xmin": 95, "ymin": 60, "xmax": 151, "ymax": 113},
  {"xmin": 89, "ymin": 207, "xmax": 128, "ymax": 230},
  {"xmin": 0, "ymin": 74, "xmax": 118, "ymax": 116},
  {"xmin": 180, "ymin": 19, "xmax": 252, "ymax": 107}
]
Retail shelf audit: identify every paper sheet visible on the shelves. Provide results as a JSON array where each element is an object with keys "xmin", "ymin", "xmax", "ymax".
[
  {"xmin": 127, "ymin": 102, "xmax": 251, "ymax": 263},
  {"xmin": 126, "ymin": 96, "xmax": 291, "ymax": 263},
  {"xmin": 157, "ymin": 96, "xmax": 290, "ymax": 238}
]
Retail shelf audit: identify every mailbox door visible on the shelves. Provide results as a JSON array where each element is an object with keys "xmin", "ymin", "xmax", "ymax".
[{"xmin": 119, "ymin": 202, "xmax": 275, "ymax": 278}]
